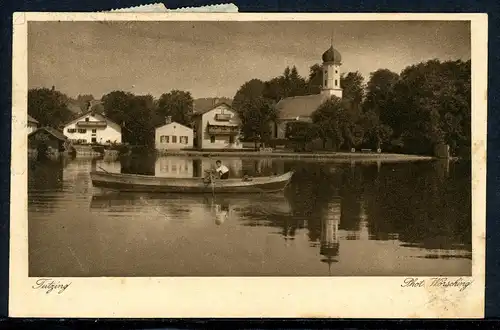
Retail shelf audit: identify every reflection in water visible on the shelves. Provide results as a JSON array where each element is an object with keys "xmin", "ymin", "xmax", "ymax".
[
  {"xmin": 320, "ymin": 199, "xmax": 341, "ymax": 273},
  {"xmin": 214, "ymin": 203, "xmax": 230, "ymax": 226},
  {"xmin": 28, "ymin": 156, "xmax": 472, "ymax": 276}
]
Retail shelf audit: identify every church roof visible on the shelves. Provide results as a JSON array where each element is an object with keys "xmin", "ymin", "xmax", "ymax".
[
  {"xmin": 276, "ymin": 94, "xmax": 329, "ymax": 120},
  {"xmin": 322, "ymin": 46, "xmax": 342, "ymax": 65}
]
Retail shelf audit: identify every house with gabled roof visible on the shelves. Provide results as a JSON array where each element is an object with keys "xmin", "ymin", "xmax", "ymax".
[
  {"xmin": 28, "ymin": 126, "xmax": 72, "ymax": 158},
  {"xmin": 155, "ymin": 116, "xmax": 194, "ymax": 150},
  {"xmin": 62, "ymin": 110, "xmax": 121, "ymax": 145},
  {"xmin": 28, "ymin": 115, "xmax": 39, "ymax": 134},
  {"xmin": 192, "ymin": 101, "xmax": 242, "ymax": 150}
]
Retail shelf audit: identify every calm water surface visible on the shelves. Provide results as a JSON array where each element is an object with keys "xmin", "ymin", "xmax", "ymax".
[{"xmin": 28, "ymin": 155, "xmax": 472, "ymax": 276}]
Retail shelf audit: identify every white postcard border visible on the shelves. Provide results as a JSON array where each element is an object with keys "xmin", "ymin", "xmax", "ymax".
[{"xmin": 9, "ymin": 12, "xmax": 487, "ymax": 318}]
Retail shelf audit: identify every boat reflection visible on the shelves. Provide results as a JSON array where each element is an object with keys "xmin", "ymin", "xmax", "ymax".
[{"xmin": 90, "ymin": 191, "xmax": 293, "ymax": 227}]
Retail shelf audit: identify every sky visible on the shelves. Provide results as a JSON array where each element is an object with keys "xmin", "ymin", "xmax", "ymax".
[{"xmin": 28, "ymin": 20, "xmax": 471, "ymax": 99}]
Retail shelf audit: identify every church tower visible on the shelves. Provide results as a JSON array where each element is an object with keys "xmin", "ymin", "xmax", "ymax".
[{"xmin": 321, "ymin": 43, "xmax": 343, "ymax": 99}]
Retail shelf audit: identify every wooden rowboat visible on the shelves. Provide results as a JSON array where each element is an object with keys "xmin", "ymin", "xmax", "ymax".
[{"xmin": 90, "ymin": 170, "xmax": 294, "ymax": 193}]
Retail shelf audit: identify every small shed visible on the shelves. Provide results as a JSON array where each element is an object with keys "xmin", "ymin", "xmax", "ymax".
[
  {"xmin": 28, "ymin": 127, "xmax": 71, "ymax": 156},
  {"xmin": 28, "ymin": 115, "xmax": 39, "ymax": 134}
]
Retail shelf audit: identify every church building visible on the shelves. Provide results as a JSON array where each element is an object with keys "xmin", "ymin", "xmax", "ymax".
[{"xmin": 271, "ymin": 44, "xmax": 343, "ymax": 139}]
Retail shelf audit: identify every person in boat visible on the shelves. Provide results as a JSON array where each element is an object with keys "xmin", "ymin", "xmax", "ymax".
[{"xmin": 215, "ymin": 160, "xmax": 230, "ymax": 180}]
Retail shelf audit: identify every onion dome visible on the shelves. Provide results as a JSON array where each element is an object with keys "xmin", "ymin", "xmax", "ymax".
[{"xmin": 322, "ymin": 46, "xmax": 342, "ymax": 64}]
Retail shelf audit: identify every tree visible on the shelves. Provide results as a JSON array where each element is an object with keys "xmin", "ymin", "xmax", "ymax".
[
  {"xmin": 311, "ymin": 96, "xmax": 349, "ymax": 151},
  {"xmin": 390, "ymin": 59, "xmax": 470, "ymax": 155},
  {"xmin": 101, "ymin": 91, "xmax": 157, "ymax": 146},
  {"xmin": 263, "ymin": 66, "xmax": 307, "ymax": 101},
  {"xmin": 288, "ymin": 66, "xmax": 308, "ymax": 97},
  {"xmin": 237, "ymin": 97, "xmax": 278, "ymax": 146},
  {"xmin": 75, "ymin": 94, "xmax": 95, "ymax": 112},
  {"xmin": 126, "ymin": 94, "xmax": 157, "ymax": 146},
  {"xmin": 362, "ymin": 69, "xmax": 399, "ymax": 120},
  {"xmin": 306, "ymin": 64, "xmax": 323, "ymax": 95},
  {"xmin": 101, "ymin": 91, "xmax": 134, "ymax": 126},
  {"xmin": 285, "ymin": 121, "xmax": 316, "ymax": 151},
  {"xmin": 232, "ymin": 79, "xmax": 266, "ymax": 111},
  {"xmin": 157, "ymin": 90, "xmax": 194, "ymax": 126},
  {"xmin": 340, "ymin": 71, "xmax": 365, "ymax": 115},
  {"xmin": 360, "ymin": 110, "xmax": 393, "ymax": 150},
  {"xmin": 28, "ymin": 88, "xmax": 74, "ymax": 128}
]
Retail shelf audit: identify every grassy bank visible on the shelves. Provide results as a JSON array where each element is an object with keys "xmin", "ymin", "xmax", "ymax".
[{"xmin": 155, "ymin": 149, "xmax": 435, "ymax": 162}]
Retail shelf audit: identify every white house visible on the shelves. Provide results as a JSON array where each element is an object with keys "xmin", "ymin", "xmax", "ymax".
[
  {"xmin": 155, "ymin": 117, "xmax": 194, "ymax": 150},
  {"xmin": 28, "ymin": 115, "xmax": 39, "ymax": 134},
  {"xmin": 62, "ymin": 111, "xmax": 122, "ymax": 145},
  {"xmin": 192, "ymin": 102, "xmax": 242, "ymax": 150}
]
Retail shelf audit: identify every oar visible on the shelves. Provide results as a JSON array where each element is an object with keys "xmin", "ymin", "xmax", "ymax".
[
  {"xmin": 97, "ymin": 165, "xmax": 109, "ymax": 173},
  {"xmin": 210, "ymin": 172, "xmax": 216, "ymax": 198}
]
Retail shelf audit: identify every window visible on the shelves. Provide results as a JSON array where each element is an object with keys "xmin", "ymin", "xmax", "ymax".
[
  {"xmin": 92, "ymin": 129, "xmax": 97, "ymax": 133},
  {"xmin": 180, "ymin": 136, "xmax": 188, "ymax": 144},
  {"xmin": 91, "ymin": 137, "xmax": 97, "ymax": 143},
  {"xmin": 335, "ymin": 79, "xmax": 338, "ymax": 87},
  {"xmin": 335, "ymin": 70, "xmax": 338, "ymax": 74},
  {"xmin": 78, "ymin": 129, "xmax": 87, "ymax": 133},
  {"xmin": 229, "ymin": 135, "xmax": 235, "ymax": 144},
  {"xmin": 172, "ymin": 136, "xmax": 177, "ymax": 143},
  {"xmin": 160, "ymin": 135, "xmax": 169, "ymax": 143},
  {"xmin": 324, "ymin": 79, "xmax": 327, "ymax": 86},
  {"xmin": 85, "ymin": 118, "xmax": 89, "ymax": 122},
  {"xmin": 210, "ymin": 136, "xmax": 215, "ymax": 143},
  {"xmin": 324, "ymin": 70, "xmax": 327, "ymax": 75},
  {"xmin": 67, "ymin": 128, "xmax": 76, "ymax": 133}
]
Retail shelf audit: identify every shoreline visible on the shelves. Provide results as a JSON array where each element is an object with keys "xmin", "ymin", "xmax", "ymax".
[{"xmin": 155, "ymin": 150, "xmax": 436, "ymax": 162}]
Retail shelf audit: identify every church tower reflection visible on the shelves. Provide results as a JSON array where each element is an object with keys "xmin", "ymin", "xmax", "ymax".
[
  {"xmin": 320, "ymin": 198, "xmax": 341, "ymax": 274},
  {"xmin": 358, "ymin": 200, "xmax": 370, "ymax": 241}
]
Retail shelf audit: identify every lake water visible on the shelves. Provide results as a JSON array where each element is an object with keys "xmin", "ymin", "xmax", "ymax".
[{"xmin": 28, "ymin": 155, "xmax": 472, "ymax": 276}]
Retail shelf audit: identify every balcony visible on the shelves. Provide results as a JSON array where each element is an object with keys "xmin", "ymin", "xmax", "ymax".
[
  {"xmin": 76, "ymin": 120, "xmax": 107, "ymax": 128},
  {"xmin": 207, "ymin": 123, "xmax": 240, "ymax": 135},
  {"xmin": 208, "ymin": 126, "xmax": 239, "ymax": 135}
]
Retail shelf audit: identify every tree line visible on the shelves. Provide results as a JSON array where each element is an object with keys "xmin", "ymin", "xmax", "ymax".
[
  {"xmin": 28, "ymin": 58, "xmax": 470, "ymax": 156},
  {"xmin": 232, "ymin": 59, "xmax": 471, "ymax": 157},
  {"xmin": 28, "ymin": 88, "xmax": 195, "ymax": 146}
]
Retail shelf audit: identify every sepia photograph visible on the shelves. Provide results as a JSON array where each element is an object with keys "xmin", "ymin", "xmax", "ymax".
[{"xmin": 10, "ymin": 12, "xmax": 486, "ymax": 318}]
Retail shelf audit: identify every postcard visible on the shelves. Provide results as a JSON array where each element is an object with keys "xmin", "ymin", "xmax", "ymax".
[{"xmin": 10, "ymin": 12, "xmax": 487, "ymax": 318}]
